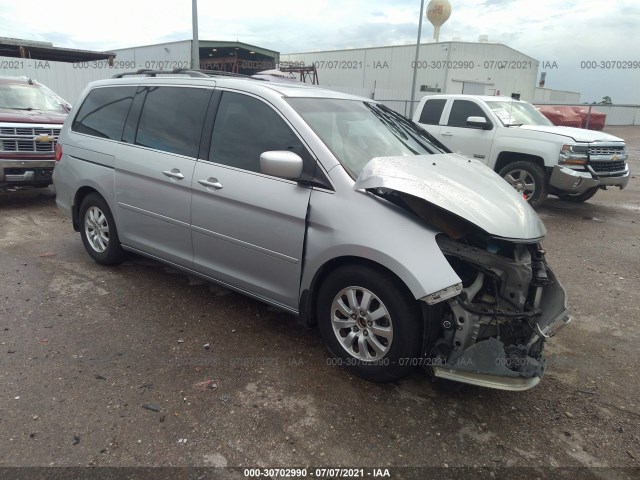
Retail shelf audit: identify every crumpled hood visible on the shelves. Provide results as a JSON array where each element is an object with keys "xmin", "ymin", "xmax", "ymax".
[
  {"xmin": 518, "ymin": 125, "xmax": 623, "ymax": 143},
  {"xmin": 353, "ymin": 154, "xmax": 546, "ymax": 240}
]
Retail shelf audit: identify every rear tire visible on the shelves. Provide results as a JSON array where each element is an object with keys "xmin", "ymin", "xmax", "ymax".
[
  {"xmin": 558, "ymin": 186, "xmax": 599, "ymax": 202},
  {"xmin": 316, "ymin": 265, "xmax": 422, "ymax": 382},
  {"xmin": 79, "ymin": 193, "xmax": 125, "ymax": 265},
  {"xmin": 499, "ymin": 161, "xmax": 547, "ymax": 208}
]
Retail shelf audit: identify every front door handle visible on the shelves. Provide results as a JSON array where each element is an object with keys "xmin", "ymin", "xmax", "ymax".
[
  {"xmin": 198, "ymin": 178, "xmax": 223, "ymax": 189},
  {"xmin": 441, "ymin": 131, "xmax": 453, "ymax": 137},
  {"xmin": 162, "ymin": 168, "xmax": 185, "ymax": 180}
]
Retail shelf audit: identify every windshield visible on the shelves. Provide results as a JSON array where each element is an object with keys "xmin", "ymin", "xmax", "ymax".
[
  {"xmin": 0, "ymin": 83, "xmax": 67, "ymax": 113},
  {"xmin": 486, "ymin": 100, "xmax": 552, "ymax": 127},
  {"xmin": 287, "ymin": 98, "xmax": 449, "ymax": 178}
]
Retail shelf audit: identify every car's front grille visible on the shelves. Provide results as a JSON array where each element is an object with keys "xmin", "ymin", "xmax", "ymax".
[
  {"xmin": 590, "ymin": 160, "xmax": 627, "ymax": 174},
  {"xmin": 0, "ymin": 126, "xmax": 61, "ymax": 153},
  {"xmin": 588, "ymin": 146, "xmax": 625, "ymax": 156}
]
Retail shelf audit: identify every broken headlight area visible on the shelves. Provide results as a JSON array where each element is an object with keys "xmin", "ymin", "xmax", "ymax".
[{"xmin": 423, "ymin": 235, "xmax": 571, "ymax": 391}]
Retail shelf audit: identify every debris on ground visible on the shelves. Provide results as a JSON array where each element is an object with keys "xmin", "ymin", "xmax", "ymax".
[
  {"xmin": 142, "ymin": 403, "xmax": 161, "ymax": 412},
  {"xmin": 192, "ymin": 379, "xmax": 218, "ymax": 391}
]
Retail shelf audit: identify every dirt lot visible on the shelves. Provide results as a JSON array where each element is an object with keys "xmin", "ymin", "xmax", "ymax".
[{"xmin": 1, "ymin": 127, "xmax": 639, "ymax": 477}]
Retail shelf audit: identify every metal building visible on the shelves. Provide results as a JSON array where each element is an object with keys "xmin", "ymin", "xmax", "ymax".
[
  {"xmin": 0, "ymin": 38, "xmax": 280, "ymax": 104},
  {"xmin": 111, "ymin": 40, "xmax": 279, "ymax": 76},
  {"xmin": 281, "ymin": 40, "xmax": 543, "ymax": 114}
]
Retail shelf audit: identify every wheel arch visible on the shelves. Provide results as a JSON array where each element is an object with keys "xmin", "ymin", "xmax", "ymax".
[
  {"xmin": 299, "ymin": 255, "xmax": 417, "ymax": 328},
  {"xmin": 494, "ymin": 151, "xmax": 546, "ymax": 174},
  {"xmin": 72, "ymin": 186, "xmax": 101, "ymax": 231}
]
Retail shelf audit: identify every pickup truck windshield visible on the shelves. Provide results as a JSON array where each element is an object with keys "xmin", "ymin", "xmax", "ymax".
[
  {"xmin": 287, "ymin": 98, "xmax": 448, "ymax": 178},
  {"xmin": 0, "ymin": 84, "xmax": 67, "ymax": 113},
  {"xmin": 486, "ymin": 100, "xmax": 553, "ymax": 127}
]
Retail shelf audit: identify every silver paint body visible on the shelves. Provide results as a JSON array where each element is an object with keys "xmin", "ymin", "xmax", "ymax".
[{"xmin": 53, "ymin": 76, "xmax": 552, "ymax": 314}]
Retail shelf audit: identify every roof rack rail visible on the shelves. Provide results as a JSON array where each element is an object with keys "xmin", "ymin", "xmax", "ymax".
[{"xmin": 113, "ymin": 68, "xmax": 209, "ymax": 78}]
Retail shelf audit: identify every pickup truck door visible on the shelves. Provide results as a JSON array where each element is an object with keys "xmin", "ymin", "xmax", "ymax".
[{"xmin": 438, "ymin": 99, "xmax": 495, "ymax": 164}]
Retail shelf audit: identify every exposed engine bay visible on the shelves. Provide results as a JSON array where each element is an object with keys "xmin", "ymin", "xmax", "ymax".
[
  {"xmin": 429, "ymin": 235, "xmax": 571, "ymax": 390},
  {"xmin": 376, "ymin": 188, "xmax": 571, "ymax": 390}
]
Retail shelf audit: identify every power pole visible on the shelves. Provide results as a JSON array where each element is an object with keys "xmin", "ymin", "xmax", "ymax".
[
  {"xmin": 192, "ymin": 0, "xmax": 200, "ymax": 70},
  {"xmin": 409, "ymin": 0, "xmax": 426, "ymax": 118}
]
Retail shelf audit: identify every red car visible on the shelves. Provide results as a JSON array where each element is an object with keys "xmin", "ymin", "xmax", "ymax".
[{"xmin": 0, "ymin": 76, "xmax": 70, "ymax": 189}]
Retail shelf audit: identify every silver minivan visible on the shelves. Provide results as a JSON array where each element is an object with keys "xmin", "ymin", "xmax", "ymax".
[{"xmin": 53, "ymin": 71, "xmax": 570, "ymax": 390}]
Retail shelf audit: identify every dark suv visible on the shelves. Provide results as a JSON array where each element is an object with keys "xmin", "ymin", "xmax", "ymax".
[{"xmin": 0, "ymin": 76, "xmax": 70, "ymax": 189}]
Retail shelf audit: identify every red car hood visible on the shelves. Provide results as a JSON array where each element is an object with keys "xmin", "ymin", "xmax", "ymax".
[{"xmin": 0, "ymin": 108, "xmax": 67, "ymax": 124}]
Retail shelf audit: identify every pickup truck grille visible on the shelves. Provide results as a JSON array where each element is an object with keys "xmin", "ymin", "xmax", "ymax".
[
  {"xmin": 590, "ymin": 160, "xmax": 627, "ymax": 174},
  {"xmin": 0, "ymin": 126, "xmax": 61, "ymax": 153},
  {"xmin": 588, "ymin": 146, "xmax": 624, "ymax": 156}
]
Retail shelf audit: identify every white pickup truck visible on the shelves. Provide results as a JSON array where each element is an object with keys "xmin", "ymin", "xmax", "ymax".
[{"xmin": 412, "ymin": 94, "xmax": 630, "ymax": 206}]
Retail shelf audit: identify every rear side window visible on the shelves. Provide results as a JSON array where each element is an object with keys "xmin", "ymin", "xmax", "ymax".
[
  {"xmin": 135, "ymin": 86, "xmax": 211, "ymax": 157},
  {"xmin": 72, "ymin": 86, "xmax": 136, "ymax": 140},
  {"xmin": 418, "ymin": 99, "xmax": 446, "ymax": 125},
  {"xmin": 447, "ymin": 100, "xmax": 487, "ymax": 127}
]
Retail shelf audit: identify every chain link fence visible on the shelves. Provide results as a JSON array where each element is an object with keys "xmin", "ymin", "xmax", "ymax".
[{"xmin": 376, "ymin": 99, "xmax": 640, "ymax": 128}]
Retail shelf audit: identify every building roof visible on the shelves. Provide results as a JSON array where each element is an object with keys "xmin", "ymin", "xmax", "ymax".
[
  {"xmin": 285, "ymin": 40, "xmax": 538, "ymax": 63},
  {"xmin": 0, "ymin": 37, "xmax": 114, "ymax": 63}
]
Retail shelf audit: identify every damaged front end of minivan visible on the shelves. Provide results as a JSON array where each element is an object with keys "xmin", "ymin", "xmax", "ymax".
[
  {"xmin": 428, "ymin": 235, "xmax": 571, "ymax": 390},
  {"xmin": 355, "ymin": 154, "xmax": 571, "ymax": 391}
]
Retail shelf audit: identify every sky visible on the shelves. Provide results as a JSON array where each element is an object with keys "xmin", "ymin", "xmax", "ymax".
[{"xmin": 1, "ymin": 0, "xmax": 639, "ymax": 103}]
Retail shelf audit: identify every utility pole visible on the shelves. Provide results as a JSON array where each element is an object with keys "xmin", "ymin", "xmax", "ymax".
[
  {"xmin": 409, "ymin": 0, "xmax": 426, "ymax": 118},
  {"xmin": 192, "ymin": 0, "xmax": 199, "ymax": 70}
]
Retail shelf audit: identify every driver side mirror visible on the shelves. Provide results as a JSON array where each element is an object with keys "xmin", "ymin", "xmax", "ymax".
[
  {"xmin": 467, "ymin": 116, "xmax": 492, "ymax": 130},
  {"xmin": 260, "ymin": 150, "xmax": 303, "ymax": 179}
]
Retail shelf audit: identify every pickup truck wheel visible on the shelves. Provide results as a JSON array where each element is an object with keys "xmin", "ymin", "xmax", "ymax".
[
  {"xmin": 557, "ymin": 186, "xmax": 599, "ymax": 203},
  {"xmin": 317, "ymin": 265, "xmax": 422, "ymax": 383},
  {"xmin": 79, "ymin": 193, "xmax": 125, "ymax": 265},
  {"xmin": 499, "ymin": 161, "xmax": 547, "ymax": 207}
]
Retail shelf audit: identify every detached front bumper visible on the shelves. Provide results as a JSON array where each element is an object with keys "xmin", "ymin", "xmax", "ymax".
[{"xmin": 550, "ymin": 164, "xmax": 630, "ymax": 194}]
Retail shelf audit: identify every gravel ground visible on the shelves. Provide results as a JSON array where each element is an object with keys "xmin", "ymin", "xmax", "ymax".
[{"xmin": 0, "ymin": 127, "xmax": 638, "ymax": 478}]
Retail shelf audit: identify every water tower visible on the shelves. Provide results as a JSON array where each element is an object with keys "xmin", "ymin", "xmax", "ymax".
[{"xmin": 427, "ymin": 0, "xmax": 452, "ymax": 43}]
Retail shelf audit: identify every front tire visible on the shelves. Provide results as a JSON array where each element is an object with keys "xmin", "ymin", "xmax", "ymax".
[
  {"xmin": 317, "ymin": 265, "xmax": 422, "ymax": 382},
  {"xmin": 499, "ymin": 161, "xmax": 547, "ymax": 208},
  {"xmin": 79, "ymin": 193, "xmax": 125, "ymax": 265},
  {"xmin": 557, "ymin": 186, "xmax": 599, "ymax": 202}
]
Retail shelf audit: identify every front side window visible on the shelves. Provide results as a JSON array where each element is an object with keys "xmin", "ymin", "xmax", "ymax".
[
  {"xmin": 447, "ymin": 100, "xmax": 488, "ymax": 127},
  {"xmin": 72, "ymin": 86, "xmax": 136, "ymax": 140},
  {"xmin": 486, "ymin": 101, "xmax": 553, "ymax": 127},
  {"xmin": 136, "ymin": 86, "xmax": 211, "ymax": 157},
  {"xmin": 209, "ymin": 92, "xmax": 310, "ymax": 174},
  {"xmin": 287, "ymin": 98, "xmax": 448, "ymax": 178}
]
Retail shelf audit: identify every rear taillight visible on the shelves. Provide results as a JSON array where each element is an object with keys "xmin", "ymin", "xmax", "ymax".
[{"xmin": 55, "ymin": 143, "xmax": 62, "ymax": 162}]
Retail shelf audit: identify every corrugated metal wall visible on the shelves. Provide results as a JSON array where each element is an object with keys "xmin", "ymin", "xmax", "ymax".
[
  {"xmin": 282, "ymin": 42, "xmax": 539, "ymax": 101},
  {"xmin": 0, "ymin": 57, "xmax": 123, "ymax": 104},
  {"xmin": 534, "ymin": 87, "xmax": 581, "ymax": 104},
  {"xmin": 0, "ymin": 41, "xmax": 193, "ymax": 105}
]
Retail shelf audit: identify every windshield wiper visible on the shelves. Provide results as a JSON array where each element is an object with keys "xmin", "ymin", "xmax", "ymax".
[
  {"xmin": 506, "ymin": 123, "xmax": 523, "ymax": 127},
  {"xmin": 10, "ymin": 107, "xmax": 34, "ymax": 111}
]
